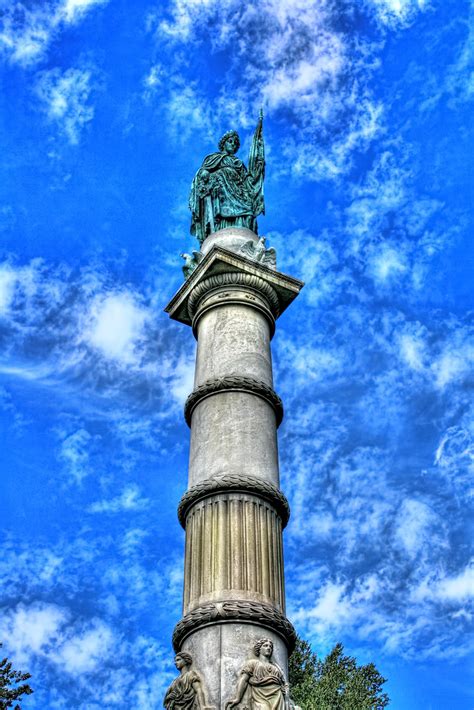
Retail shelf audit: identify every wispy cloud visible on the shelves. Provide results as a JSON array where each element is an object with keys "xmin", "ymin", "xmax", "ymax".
[
  {"xmin": 35, "ymin": 65, "xmax": 99, "ymax": 144},
  {"xmin": 147, "ymin": 0, "xmax": 387, "ymax": 180},
  {"xmin": 0, "ymin": 0, "xmax": 109, "ymax": 67},
  {"xmin": 364, "ymin": 0, "xmax": 431, "ymax": 28},
  {"xmin": 88, "ymin": 484, "xmax": 150, "ymax": 513},
  {"xmin": 0, "ymin": 600, "xmax": 174, "ymax": 708}
]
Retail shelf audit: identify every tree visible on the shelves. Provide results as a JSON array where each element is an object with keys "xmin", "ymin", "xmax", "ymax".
[
  {"xmin": 0, "ymin": 645, "xmax": 33, "ymax": 710},
  {"xmin": 289, "ymin": 637, "xmax": 389, "ymax": 709}
]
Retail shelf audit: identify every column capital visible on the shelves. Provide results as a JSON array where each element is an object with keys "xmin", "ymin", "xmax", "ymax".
[{"xmin": 165, "ymin": 245, "xmax": 304, "ymax": 327}]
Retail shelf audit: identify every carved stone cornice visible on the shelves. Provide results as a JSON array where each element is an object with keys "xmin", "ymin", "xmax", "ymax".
[
  {"xmin": 172, "ymin": 600, "xmax": 297, "ymax": 652},
  {"xmin": 177, "ymin": 473, "xmax": 291, "ymax": 529},
  {"xmin": 188, "ymin": 272, "xmax": 280, "ymax": 319},
  {"xmin": 165, "ymin": 246, "xmax": 304, "ymax": 328},
  {"xmin": 184, "ymin": 375, "xmax": 284, "ymax": 428}
]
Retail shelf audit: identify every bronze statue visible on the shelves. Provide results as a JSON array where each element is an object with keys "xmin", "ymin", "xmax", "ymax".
[
  {"xmin": 189, "ymin": 112, "xmax": 265, "ymax": 245},
  {"xmin": 164, "ymin": 651, "xmax": 213, "ymax": 710},
  {"xmin": 225, "ymin": 638, "xmax": 290, "ymax": 710}
]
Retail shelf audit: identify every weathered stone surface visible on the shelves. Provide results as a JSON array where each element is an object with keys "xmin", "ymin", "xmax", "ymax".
[
  {"xmin": 181, "ymin": 492, "xmax": 286, "ymax": 613},
  {"xmin": 188, "ymin": 392, "xmax": 280, "ymax": 488},
  {"xmin": 200, "ymin": 226, "xmax": 258, "ymax": 257},
  {"xmin": 165, "ymin": 227, "xmax": 303, "ymax": 706},
  {"xmin": 194, "ymin": 301, "xmax": 273, "ymax": 386},
  {"xmin": 181, "ymin": 624, "xmax": 288, "ymax": 710}
]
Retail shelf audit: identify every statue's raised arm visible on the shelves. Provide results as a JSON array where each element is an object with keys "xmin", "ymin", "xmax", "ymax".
[{"xmin": 189, "ymin": 114, "xmax": 266, "ymax": 245}]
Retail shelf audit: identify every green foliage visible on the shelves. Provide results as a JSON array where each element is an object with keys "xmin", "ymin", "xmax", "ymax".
[
  {"xmin": 0, "ymin": 645, "xmax": 33, "ymax": 710},
  {"xmin": 289, "ymin": 638, "xmax": 389, "ymax": 710}
]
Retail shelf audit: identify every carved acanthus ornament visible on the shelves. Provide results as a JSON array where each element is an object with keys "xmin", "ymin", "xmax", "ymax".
[
  {"xmin": 188, "ymin": 271, "xmax": 280, "ymax": 320},
  {"xmin": 172, "ymin": 601, "xmax": 297, "ymax": 652}
]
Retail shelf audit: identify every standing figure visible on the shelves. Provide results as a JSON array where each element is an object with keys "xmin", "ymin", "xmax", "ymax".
[
  {"xmin": 225, "ymin": 638, "xmax": 289, "ymax": 710},
  {"xmin": 189, "ymin": 112, "xmax": 265, "ymax": 245},
  {"xmin": 164, "ymin": 651, "xmax": 213, "ymax": 710}
]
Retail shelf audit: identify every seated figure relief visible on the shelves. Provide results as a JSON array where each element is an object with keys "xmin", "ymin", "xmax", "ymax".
[{"xmin": 163, "ymin": 651, "xmax": 214, "ymax": 710}]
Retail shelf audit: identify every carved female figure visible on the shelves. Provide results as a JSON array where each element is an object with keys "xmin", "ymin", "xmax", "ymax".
[
  {"xmin": 189, "ymin": 114, "xmax": 265, "ymax": 244},
  {"xmin": 225, "ymin": 638, "xmax": 289, "ymax": 710},
  {"xmin": 163, "ymin": 651, "xmax": 212, "ymax": 710}
]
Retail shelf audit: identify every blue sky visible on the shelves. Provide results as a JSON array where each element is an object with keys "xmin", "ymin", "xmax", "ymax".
[{"xmin": 0, "ymin": 0, "xmax": 473, "ymax": 707}]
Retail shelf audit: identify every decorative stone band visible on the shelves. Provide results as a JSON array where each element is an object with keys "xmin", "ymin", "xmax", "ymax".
[
  {"xmin": 177, "ymin": 473, "xmax": 291, "ymax": 529},
  {"xmin": 172, "ymin": 599, "xmax": 297, "ymax": 652},
  {"xmin": 184, "ymin": 375, "xmax": 284, "ymax": 428},
  {"xmin": 187, "ymin": 272, "xmax": 280, "ymax": 320}
]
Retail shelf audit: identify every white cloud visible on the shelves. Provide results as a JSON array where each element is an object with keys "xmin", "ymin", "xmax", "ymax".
[
  {"xmin": 437, "ymin": 564, "xmax": 474, "ymax": 602},
  {"xmin": 365, "ymin": 0, "xmax": 430, "ymax": 28},
  {"xmin": 149, "ymin": 0, "xmax": 385, "ymax": 179},
  {"xmin": 444, "ymin": 9, "xmax": 474, "ymax": 105},
  {"xmin": 394, "ymin": 499, "xmax": 440, "ymax": 558},
  {"xmin": 398, "ymin": 331, "xmax": 426, "ymax": 372},
  {"xmin": 88, "ymin": 484, "xmax": 150, "ymax": 514},
  {"xmin": 435, "ymin": 426, "xmax": 474, "ymax": 467},
  {"xmin": 58, "ymin": 428, "xmax": 94, "ymax": 483},
  {"xmin": 370, "ymin": 245, "xmax": 407, "ymax": 282},
  {"xmin": 35, "ymin": 65, "xmax": 97, "ymax": 145},
  {"xmin": 0, "ymin": 602, "xmax": 68, "ymax": 664},
  {"xmin": 84, "ymin": 292, "xmax": 149, "ymax": 365},
  {"xmin": 168, "ymin": 354, "xmax": 196, "ymax": 406},
  {"xmin": 262, "ymin": 34, "xmax": 346, "ymax": 109},
  {"xmin": 53, "ymin": 619, "xmax": 115, "ymax": 674},
  {"xmin": 0, "ymin": 0, "xmax": 109, "ymax": 66},
  {"xmin": 120, "ymin": 528, "xmax": 149, "ymax": 556},
  {"xmin": 303, "ymin": 581, "xmax": 350, "ymax": 628},
  {"xmin": 62, "ymin": 0, "xmax": 108, "ymax": 23},
  {"xmin": 0, "ymin": 266, "xmax": 17, "ymax": 314},
  {"xmin": 431, "ymin": 329, "xmax": 474, "ymax": 389}
]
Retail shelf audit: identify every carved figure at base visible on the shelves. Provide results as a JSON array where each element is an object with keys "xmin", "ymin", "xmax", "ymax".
[
  {"xmin": 164, "ymin": 651, "xmax": 214, "ymax": 710},
  {"xmin": 225, "ymin": 638, "xmax": 289, "ymax": 710}
]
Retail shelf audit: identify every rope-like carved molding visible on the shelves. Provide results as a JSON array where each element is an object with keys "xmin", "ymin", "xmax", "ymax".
[
  {"xmin": 184, "ymin": 375, "xmax": 284, "ymax": 428},
  {"xmin": 188, "ymin": 272, "xmax": 280, "ymax": 319},
  {"xmin": 177, "ymin": 473, "xmax": 291, "ymax": 529},
  {"xmin": 172, "ymin": 600, "xmax": 297, "ymax": 652}
]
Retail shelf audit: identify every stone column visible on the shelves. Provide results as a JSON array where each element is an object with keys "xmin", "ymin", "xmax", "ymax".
[{"xmin": 166, "ymin": 228, "xmax": 303, "ymax": 708}]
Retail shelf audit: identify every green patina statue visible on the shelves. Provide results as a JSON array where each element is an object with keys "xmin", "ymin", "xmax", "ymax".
[{"xmin": 189, "ymin": 112, "xmax": 265, "ymax": 245}]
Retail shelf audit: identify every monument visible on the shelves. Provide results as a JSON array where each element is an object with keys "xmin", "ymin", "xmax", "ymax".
[{"xmin": 165, "ymin": 114, "xmax": 304, "ymax": 709}]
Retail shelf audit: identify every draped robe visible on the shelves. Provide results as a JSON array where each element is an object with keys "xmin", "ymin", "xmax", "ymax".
[
  {"xmin": 189, "ymin": 132, "xmax": 265, "ymax": 244},
  {"xmin": 163, "ymin": 669, "xmax": 201, "ymax": 710},
  {"xmin": 240, "ymin": 659, "xmax": 286, "ymax": 710}
]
